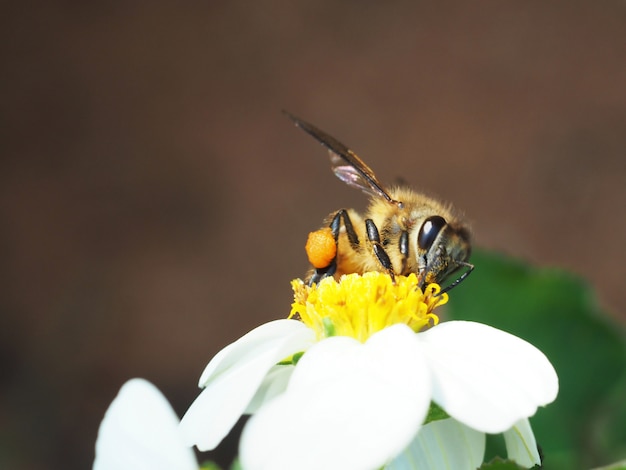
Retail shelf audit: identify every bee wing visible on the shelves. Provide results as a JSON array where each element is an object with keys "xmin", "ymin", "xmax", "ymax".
[
  {"xmin": 285, "ymin": 111, "xmax": 399, "ymax": 204},
  {"xmin": 328, "ymin": 150, "xmax": 389, "ymax": 199}
]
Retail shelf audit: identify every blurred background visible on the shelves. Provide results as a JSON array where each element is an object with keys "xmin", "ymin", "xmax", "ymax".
[{"xmin": 1, "ymin": 1, "xmax": 625, "ymax": 469}]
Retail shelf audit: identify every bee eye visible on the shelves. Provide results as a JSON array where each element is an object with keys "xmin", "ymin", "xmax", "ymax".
[{"xmin": 417, "ymin": 216, "xmax": 447, "ymax": 250}]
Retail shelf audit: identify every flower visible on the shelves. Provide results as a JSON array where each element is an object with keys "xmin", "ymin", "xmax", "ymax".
[
  {"xmin": 180, "ymin": 272, "xmax": 558, "ymax": 470},
  {"xmin": 289, "ymin": 272, "xmax": 443, "ymax": 341},
  {"xmin": 93, "ymin": 378, "xmax": 198, "ymax": 470}
]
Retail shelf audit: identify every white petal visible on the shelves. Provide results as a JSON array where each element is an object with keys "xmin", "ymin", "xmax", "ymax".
[
  {"xmin": 419, "ymin": 321, "xmax": 559, "ymax": 433},
  {"xmin": 503, "ymin": 418, "xmax": 541, "ymax": 468},
  {"xmin": 245, "ymin": 364, "xmax": 295, "ymax": 414},
  {"xmin": 93, "ymin": 378, "xmax": 197, "ymax": 470},
  {"xmin": 386, "ymin": 418, "xmax": 485, "ymax": 470},
  {"xmin": 240, "ymin": 324, "xmax": 431, "ymax": 470},
  {"xmin": 197, "ymin": 319, "xmax": 313, "ymax": 386},
  {"xmin": 179, "ymin": 319, "xmax": 314, "ymax": 451}
]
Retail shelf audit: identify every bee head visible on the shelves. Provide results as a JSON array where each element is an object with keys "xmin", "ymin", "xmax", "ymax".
[{"xmin": 416, "ymin": 216, "xmax": 472, "ymax": 290}]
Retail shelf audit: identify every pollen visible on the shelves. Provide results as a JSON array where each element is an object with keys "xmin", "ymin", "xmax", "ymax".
[
  {"xmin": 289, "ymin": 272, "xmax": 447, "ymax": 342},
  {"xmin": 305, "ymin": 228, "xmax": 337, "ymax": 269}
]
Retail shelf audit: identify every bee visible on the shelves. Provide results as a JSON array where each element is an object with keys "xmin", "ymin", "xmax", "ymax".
[{"xmin": 286, "ymin": 112, "xmax": 473, "ymax": 294}]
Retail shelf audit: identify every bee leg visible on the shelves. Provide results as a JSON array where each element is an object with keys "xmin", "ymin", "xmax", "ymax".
[
  {"xmin": 332, "ymin": 209, "xmax": 360, "ymax": 247},
  {"xmin": 365, "ymin": 219, "xmax": 395, "ymax": 281},
  {"xmin": 308, "ymin": 264, "xmax": 336, "ymax": 285},
  {"xmin": 308, "ymin": 209, "xmax": 360, "ymax": 286},
  {"xmin": 417, "ymin": 255, "xmax": 428, "ymax": 290},
  {"xmin": 437, "ymin": 261, "xmax": 475, "ymax": 296},
  {"xmin": 399, "ymin": 230, "xmax": 409, "ymax": 275}
]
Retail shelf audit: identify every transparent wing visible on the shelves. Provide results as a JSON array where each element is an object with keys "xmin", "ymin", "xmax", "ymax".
[
  {"xmin": 285, "ymin": 111, "xmax": 400, "ymax": 205},
  {"xmin": 328, "ymin": 150, "xmax": 385, "ymax": 198}
]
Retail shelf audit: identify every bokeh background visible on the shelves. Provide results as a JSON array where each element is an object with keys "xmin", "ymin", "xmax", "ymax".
[{"xmin": 2, "ymin": 2, "xmax": 625, "ymax": 469}]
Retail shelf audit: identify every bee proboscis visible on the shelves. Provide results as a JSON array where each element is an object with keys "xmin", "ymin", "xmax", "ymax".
[{"xmin": 286, "ymin": 112, "xmax": 473, "ymax": 294}]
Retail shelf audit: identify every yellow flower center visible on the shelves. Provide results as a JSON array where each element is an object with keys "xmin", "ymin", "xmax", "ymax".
[{"xmin": 289, "ymin": 272, "xmax": 448, "ymax": 342}]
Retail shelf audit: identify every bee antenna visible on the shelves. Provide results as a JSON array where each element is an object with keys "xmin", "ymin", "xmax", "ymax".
[{"xmin": 437, "ymin": 261, "xmax": 474, "ymax": 296}]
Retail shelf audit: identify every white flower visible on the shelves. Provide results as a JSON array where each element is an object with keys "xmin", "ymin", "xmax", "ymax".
[
  {"xmin": 179, "ymin": 273, "xmax": 558, "ymax": 470},
  {"xmin": 94, "ymin": 378, "xmax": 198, "ymax": 470}
]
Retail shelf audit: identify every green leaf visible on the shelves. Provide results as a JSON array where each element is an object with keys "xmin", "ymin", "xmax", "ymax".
[
  {"xmin": 229, "ymin": 458, "xmax": 243, "ymax": 470},
  {"xmin": 423, "ymin": 401, "xmax": 449, "ymax": 424},
  {"xmin": 199, "ymin": 461, "xmax": 223, "ymax": 470},
  {"xmin": 277, "ymin": 350, "xmax": 304, "ymax": 365},
  {"xmin": 479, "ymin": 456, "xmax": 530, "ymax": 469},
  {"xmin": 446, "ymin": 249, "xmax": 626, "ymax": 470},
  {"xmin": 591, "ymin": 460, "xmax": 626, "ymax": 470}
]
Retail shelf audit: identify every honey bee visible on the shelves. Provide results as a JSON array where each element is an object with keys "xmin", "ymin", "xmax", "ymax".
[{"xmin": 286, "ymin": 112, "xmax": 473, "ymax": 294}]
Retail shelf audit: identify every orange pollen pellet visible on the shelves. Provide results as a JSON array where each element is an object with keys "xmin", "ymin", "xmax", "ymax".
[{"xmin": 305, "ymin": 228, "xmax": 337, "ymax": 268}]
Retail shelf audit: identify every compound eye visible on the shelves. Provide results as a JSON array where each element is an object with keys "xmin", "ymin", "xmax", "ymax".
[{"xmin": 417, "ymin": 216, "xmax": 447, "ymax": 251}]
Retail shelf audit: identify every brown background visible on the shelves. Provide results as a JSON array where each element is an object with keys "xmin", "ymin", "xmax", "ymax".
[{"xmin": 2, "ymin": 2, "xmax": 625, "ymax": 469}]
